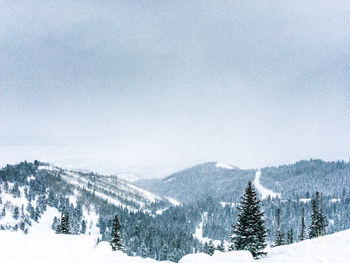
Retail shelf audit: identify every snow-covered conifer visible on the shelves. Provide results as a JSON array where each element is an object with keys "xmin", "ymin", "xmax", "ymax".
[
  {"xmin": 232, "ymin": 181, "xmax": 267, "ymax": 258},
  {"xmin": 110, "ymin": 214, "xmax": 125, "ymax": 252}
]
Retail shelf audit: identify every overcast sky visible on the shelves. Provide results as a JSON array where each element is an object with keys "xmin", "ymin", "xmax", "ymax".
[{"xmin": 1, "ymin": 0, "xmax": 350, "ymax": 178}]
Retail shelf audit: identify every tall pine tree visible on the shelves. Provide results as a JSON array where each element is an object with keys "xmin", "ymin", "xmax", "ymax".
[
  {"xmin": 309, "ymin": 192, "xmax": 328, "ymax": 239},
  {"xmin": 110, "ymin": 214, "xmax": 125, "ymax": 252},
  {"xmin": 56, "ymin": 211, "xmax": 71, "ymax": 234},
  {"xmin": 274, "ymin": 208, "xmax": 285, "ymax": 247},
  {"xmin": 287, "ymin": 228, "xmax": 294, "ymax": 244},
  {"xmin": 231, "ymin": 181, "xmax": 267, "ymax": 259},
  {"xmin": 299, "ymin": 207, "xmax": 306, "ymax": 241}
]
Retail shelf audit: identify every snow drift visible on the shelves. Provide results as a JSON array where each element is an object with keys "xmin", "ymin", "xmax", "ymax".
[
  {"xmin": 0, "ymin": 231, "xmax": 172, "ymax": 263},
  {"xmin": 2, "ymin": 228, "xmax": 350, "ymax": 263},
  {"xmin": 179, "ymin": 251, "xmax": 253, "ymax": 263},
  {"xmin": 182, "ymin": 228, "xmax": 350, "ymax": 263}
]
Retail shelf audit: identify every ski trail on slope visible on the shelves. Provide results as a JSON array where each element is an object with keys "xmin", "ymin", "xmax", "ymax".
[{"xmin": 253, "ymin": 170, "xmax": 281, "ymax": 199}]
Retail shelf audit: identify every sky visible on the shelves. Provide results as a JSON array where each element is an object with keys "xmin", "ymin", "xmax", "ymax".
[{"xmin": 1, "ymin": 0, "xmax": 350, "ymax": 178}]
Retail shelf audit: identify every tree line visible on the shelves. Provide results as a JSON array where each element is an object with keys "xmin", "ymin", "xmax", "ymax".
[{"xmin": 55, "ymin": 181, "xmax": 328, "ymax": 260}]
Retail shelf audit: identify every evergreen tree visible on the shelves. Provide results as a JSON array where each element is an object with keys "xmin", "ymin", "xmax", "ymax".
[
  {"xmin": 208, "ymin": 240, "xmax": 215, "ymax": 256},
  {"xmin": 160, "ymin": 244, "xmax": 168, "ymax": 261},
  {"xmin": 13, "ymin": 206, "xmax": 20, "ymax": 220},
  {"xmin": 52, "ymin": 216, "xmax": 58, "ymax": 231},
  {"xmin": 216, "ymin": 240, "xmax": 225, "ymax": 252},
  {"xmin": 139, "ymin": 243, "xmax": 148, "ymax": 258},
  {"xmin": 287, "ymin": 228, "xmax": 294, "ymax": 244},
  {"xmin": 316, "ymin": 194, "xmax": 328, "ymax": 236},
  {"xmin": 56, "ymin": 211, "xmax": 71, "ymax": 234},
  {"xmin": 80, "ymin": 219, "xmax": 87, "ymax": 234},
  {"xmin": 110, "ymin": 214, "xmax": 125, "ymax": 252},
  {"xmin": 232, "ymin": 182, "xmax": 267, "ymax": 258},
  {"xmin": 299, "ymin": 207, "xmax": 306, "ymax": 241},
  {"xmin": 309, "ymin": 192, "xmax": 328, "ymax": 239},
  {"xmin": 274, "ymin": 208, "xmax": 285, "ymax": 246}
]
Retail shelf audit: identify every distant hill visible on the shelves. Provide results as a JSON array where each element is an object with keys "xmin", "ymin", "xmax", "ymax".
[
  {"xmin": 136, "ymin": 162, "xmax": 256, "ymax": 203},
  {"xmin": 137, "ymin": 159, "xmax": 350, "ymax": 202},
  {"xmin": 260, "ymin": 159, "xmax": 350, "ymax": 199}
]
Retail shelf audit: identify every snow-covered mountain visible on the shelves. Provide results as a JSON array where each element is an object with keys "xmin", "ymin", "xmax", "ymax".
[
  {"xmin": 38, "ymin": 164, "xmax": 165, "ymax": 211},
  {"xmin": 0, "ymin": 161, "xmax": 173, "ymax": 233},
  {"xmin": 137, "ymin": 159, "xmax": 350, "ymax": 202},
  {"xmin": 136, "ymin": 162, "xmax": 256, "ymax": 203},
  {"xmin": 113, "ymin": 173, "xmax": 142, "ymax": 183}
]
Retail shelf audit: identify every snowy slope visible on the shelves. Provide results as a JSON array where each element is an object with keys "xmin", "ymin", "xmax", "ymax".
[
  {"xmin": 2, "ymin": 210, "xmax": 350, "ymax": 263},
  {"xmin": 115, "ymin": 173, "xmax": 141, "ymax": 182},
  {"xmin": 0, "ymin": 230, "xmax": 172, "ymax": 263},
  {"xmin": 4, "ymin": 228, "xmax": 350, "ymax": 263},
  {"xmin": 215, "ymin": 162, "xmax": 239, "ymax": 170},
  {"xmin": 38, "ymin": 164, "xmax": 169, "ymax": 212},
  {"xmin": 183, "ymin": 229, "xmax": 350, "ymax": 263},
  {"xmin": 253, "ymin": 170, "xmax": 281, "ymax": 199},
  {"xmin": 260, "ymin": 229, "xmax": 350, "ymax": 263},
  {"xmin": 179, "ymin": 251, "xmax": 253, "ymax": 263}
]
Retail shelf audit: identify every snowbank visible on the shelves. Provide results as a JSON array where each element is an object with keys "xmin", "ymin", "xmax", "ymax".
[
  {"xmin": 260, "ymin": 229, "xmax": 350, "ymax": 263},
  {"xmin": 0, "ymin": 231, "xmax": 172, "ymax": 263},
  {"xmin": 2, "ymin": 228, "xmax": 350, "ymax": 263},
  {"xmin": 179, "ymin": 251, "xmax": 254, "ymax": 263},
  {"xmin": 182, "ymin": 229, "xmax": 350, "ymax": 263}
]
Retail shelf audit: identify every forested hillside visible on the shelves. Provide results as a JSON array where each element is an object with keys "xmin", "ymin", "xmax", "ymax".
[
  {"xmin": 260, "ymin": 159, "xmax": 350, "ymax": 198},
  {"xmin": 1, "ymin": 159, "xmax": 350, "ymax": 262},
  {"xmin": 137, "ymin": 162, "xmax": 256, "ymax": 203}
]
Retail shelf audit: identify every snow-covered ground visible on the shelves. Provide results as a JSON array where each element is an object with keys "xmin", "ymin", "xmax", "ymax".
[
  {"xmin": 179, "ymin": 251, "xmax": 253, "ymax": 263},
  {"xmin": 193, "ymin": 212, "xmax": 221, "ymax": 246},
  {"xmin": 259, "ymin": 229, "xmax": 350, "ymax": 263},
  {"xmin": 0, "ymin": 231, "xmax": 172, "ymax": 263},
  {"xmin": 29, "ymin": 207, "xmax": 60, "ymax": 234},
  {"xmin": 185, "ymin": 229, "xmax": 350, "ymax": 263},
  {"xmin": 1, "ymin": 228, "xmax": 350, "ymax": 263},
  {"xmin": 300, "ymin": 198, "xmax": 311, "ymax": 203},
  {"xmin": 215, "ymin": 162, "xmax": 238, "ymax": 170},
  {"xmin": 220, "ymin": 202, "xmax": 236, "ymax": 208},
  {"xmin": 166, "ymin": 197, "xmax": 180, "ymax": 206},
  {"xmin": 253, "ymin": 170, "xmax": 281, "ymax": 199},
  {"xmin": 114, "ymin": 173, "xmax": 141, "ymax": 183}
]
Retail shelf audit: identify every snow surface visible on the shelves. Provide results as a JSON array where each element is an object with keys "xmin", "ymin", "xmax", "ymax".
[
  {"xmin": 166, "ymin": 197, "xmax": 180, "ymax": 206},
  {"xmin": 2, "ymin": 227, "xmax": 350, "ymax": 263},
  {"xmin": 29, "ymin": 207, "xmax": 60, "ymax": 234},
  {"xmin": 115, "ymin": 173, "xmax": 141, "ymax": 182},
  {"xmin": 300, "ymin": 198, "xmax": 311, "ymax": 203},
  {"xmin": 220, "ymin": 202, "xmax": 236, "ymax": 208},
  {"xmin": 0, "ymin": 188, "xmax": 30, "ymax": 229},
  {"xmin": 185, "ymin": 229, "xmax": 350, "ymax": 263},
  {"xmin": 215, "ymin": 162, "xmax": 238, "ymax": 170},
  {"xmin": 259, "ymin": 229, "xmax": 350, "ymax": 263},
  {"xmin": 253, "ymin": 170, "xmax": 281, "ymax": 200},
  {"xmin": 179, "ymin": 251, "xmax": 253, "ymax": 263},
  {"xmin": 193, "ymin": 212, "xmax": 221, "ymax": 246},
  {"xmin": 0, "ymin": 231, "xmax": 172, "ymax": 263}
]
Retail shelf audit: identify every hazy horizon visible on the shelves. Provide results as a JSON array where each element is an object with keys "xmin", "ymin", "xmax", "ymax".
[{"xmin": 1, "ymin": 1, "xmax": 350, "ymax": 178}]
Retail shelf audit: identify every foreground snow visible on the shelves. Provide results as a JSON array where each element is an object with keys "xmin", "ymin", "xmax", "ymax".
[
  {"xmin": 0, "ymin": 231, "xmax": 172, "ymax": 263},
  {"xmin": 1, "ymin": 228, "xmax": 350, "ymax": 263},
  {"xmin": 184, "ymin": 229, "xmax": 350, "ymax": 263},
  {"xmin": 260, "ymin": 229, "xmax": 350, "ymax": 263}
]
